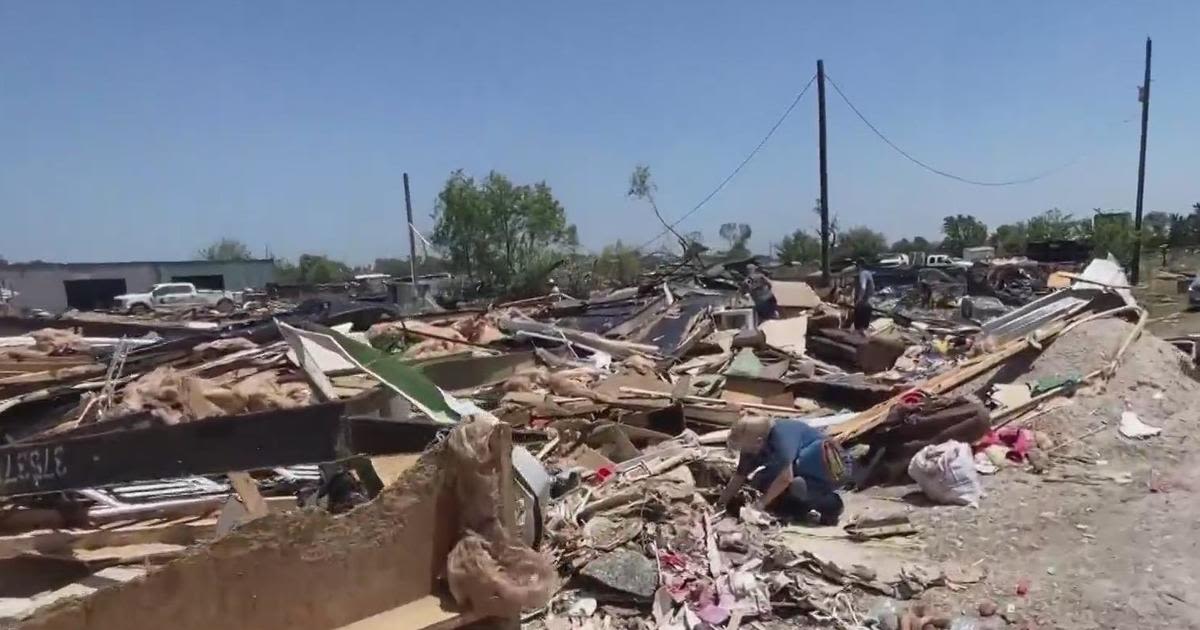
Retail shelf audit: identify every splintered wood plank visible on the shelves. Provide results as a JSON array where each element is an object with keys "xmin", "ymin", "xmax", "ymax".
[
  {"xmin": 334, "ymin": 595, "xmax": 483, "ymax": 630},
  {"xmin": 0, "ymin": 518, "xmax": 215, "ymax": 561},
  {"xmin": 226, "ymin": 472, "xmax": 269, "ymax": 520}
]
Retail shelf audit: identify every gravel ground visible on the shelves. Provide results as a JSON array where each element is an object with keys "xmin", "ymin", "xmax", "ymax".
[{"xmin": 862, "ymin": 318, "xmax": 1200, "ymax": 629}]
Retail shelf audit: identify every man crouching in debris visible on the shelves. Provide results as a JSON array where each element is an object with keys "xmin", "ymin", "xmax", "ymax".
[{"xmin": 718, "ymin": 414, "xmax": 850, "ymax": 525}]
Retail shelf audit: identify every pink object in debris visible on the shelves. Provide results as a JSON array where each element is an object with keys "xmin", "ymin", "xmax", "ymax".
[
  {"xmin": 695, "ymin": 603, "xmax": 730, "ymax": 625},
  {"xmin": 976, "ymin": 427, "xmax": 1036, "ymax": 462},
  {"xmin": 591, "ymin": 465, "xmax": 615, "ymax": 484}
]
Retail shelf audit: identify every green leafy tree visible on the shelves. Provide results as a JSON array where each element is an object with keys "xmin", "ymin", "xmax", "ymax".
[
  {"xmin": 776, "ymin": 230, "xmax": 820, "ymax": 265},
  {"xmin": 197, "ymin": 238, "xmax": 253, "ymax": 261},
  {"xmin": 1163, "ymin": 204, "xmax": 1200, "ymax": 247},
  {"xmin": 834, "ymin": 226, "xmax": 888, "ymax": 260},
  {"xmin": 1090, "ymin": 212, "xmax": 1135, "ymax": 261},
  {"xmin": 1142, "ymin": 211, "xmax": 1170, "ymax": 249},
  {"xmin": 1167, "ymin": 213, "xmax": 1194, "ymax": 246},
  {"xmin": 890, "ymin": 236, "xmax": 934, "ymax": 253},
  {"xmin": 594, "ymin": 241, "xmax": 643, "ymax": 287},
  {"xmin": 990, "ymin": 222, "xmax": 1028, "ymax": 256},
  {"xmin": 297, "ymin": 254, "xmax": 353, "ymax": 284},
  {"xmin": 1027, "ymin": 208, "xmax": 1088, "ymax": 241},
  {"xmin": 718, "ymin": 222, "xmax": 753, "ymax": 259},
  {"xmin": 372, "ymin": 256, "xmax": 447, "ymax": 279},
  {"xmin": 273, "ymin": 259, "xmax": 299, "ymax": 283},
  {"xmin": 270, "ymin": 256, "xmax": 351, "ymax": 284},
  {"xmin": 432, "ymin": 170, "xmax": 576, "ymax": 291},
  {"xmin": 940, "ymin": 214, "xmax": 988, "ymax": 255}
]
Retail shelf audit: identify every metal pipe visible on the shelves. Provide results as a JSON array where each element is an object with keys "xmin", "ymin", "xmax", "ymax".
[{"xmin": 87, "ymin": 495, "xmax": 230, "ymax": 524}]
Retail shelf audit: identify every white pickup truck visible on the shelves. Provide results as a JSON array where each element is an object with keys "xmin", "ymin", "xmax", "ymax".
[
  {"xmin": 924, "ymin": 254, "xmax": 974, "ymax": 269},
  {"xmin": 112, "ymin": 283, "xmax": 242, "ymax": 315}
]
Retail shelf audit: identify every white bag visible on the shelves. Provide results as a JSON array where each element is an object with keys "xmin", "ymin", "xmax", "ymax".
[{"xmin": 907, "ymin": 440, "xmax": 982, "ymax": 507}]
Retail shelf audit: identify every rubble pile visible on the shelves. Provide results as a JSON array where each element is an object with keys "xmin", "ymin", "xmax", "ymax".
[{"xmin": 0, "ymin": 255, "xmax": 1192, "ymax": 629}]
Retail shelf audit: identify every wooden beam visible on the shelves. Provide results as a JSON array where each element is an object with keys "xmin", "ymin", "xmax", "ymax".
[
  {"xmin": 0, "ymin": 517, "xmax": 217, "ymax": 560},
  {"xmin": 335, "ymin": 594, "xmax": 484, "ymax": 630},
  {"xmin": 226, "ymin": 472, "xmax": 269, "ymax": 520}
]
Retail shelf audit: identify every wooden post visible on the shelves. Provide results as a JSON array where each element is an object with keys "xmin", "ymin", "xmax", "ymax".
[
  {"xmin": 1131, "ymin": 37, "xmax": 1151, "ymax": 285},
  {"xmin": 817, "ymin": 59, "xmax": 831, "ymax": 284},
  {"xmin": 404, "ymin": 172, "xmax": 418, "ymax": 293}
]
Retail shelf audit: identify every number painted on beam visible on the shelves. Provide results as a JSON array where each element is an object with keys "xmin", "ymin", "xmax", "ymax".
[{"xmin": 0, "ymin": 446, "xmax": 66, "ymax": 489}]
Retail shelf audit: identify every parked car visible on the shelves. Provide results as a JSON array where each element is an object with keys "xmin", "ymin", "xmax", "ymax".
[
  {"xmin": 112, "ymin": 282, "xmax": 242, "ymax": 314},
  {"xmin": 1189, "ymin": 276, "xmax": 1200, "ymax": 309}
]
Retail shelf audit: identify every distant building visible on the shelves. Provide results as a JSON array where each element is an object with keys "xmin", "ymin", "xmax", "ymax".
[{"xmin": 0, "ymin": 259, "xmax": 276, "ymax": 312}]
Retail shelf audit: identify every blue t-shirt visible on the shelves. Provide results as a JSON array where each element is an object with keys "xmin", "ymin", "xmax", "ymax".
[{"xmin": 736, "ymin": 419, "xmax": 846, "ymax": 494}]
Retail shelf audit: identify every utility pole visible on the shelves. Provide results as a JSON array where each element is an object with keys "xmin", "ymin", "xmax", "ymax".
[
  {"xmin": 1131, "ymin": 37, "xmax": 1152, "ymax": 284},
  {"xmin": 403, "ymin": 173, "xmax": 418, "ymax": 291},
  {"xmin": 817, "ymin": 59, "xmax": 831, "ymax": 284}
]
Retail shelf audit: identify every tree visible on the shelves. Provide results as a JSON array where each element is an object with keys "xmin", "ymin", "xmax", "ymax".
[
  {"xmin": 594, "ymin": 241, "xmax": 643, "ymax": 287},
  {"xmin": 1167, "ymin": 213, "xmax": 1195, "ymax": 246},
  {"xmin": 1142, "ymin": 211, "xmax": 1171, "ymax": 249},
  {"xmin": 834, "ymin": 226, "xmax": 887, "ymax": 260},
  {"xmin": 269, "ymin": 255, "xmax": 351, "ymax": 284},
  {"xmin": 373, "ymin": 256, "xmax": 447, "ymax": 279},
  {"xmin": 940, "ymin": 214, "xmax": 988, "ymax": 255},
  {"xmin": 1090, "ymin": 212, "xmax": 1135, "ymax": 261},
  {"xmin": 1027, "ymin": 208, "xmax": 1087, "ymax": 242},
  {"xmin": 990, "ymin": 222, "xmax": 1028, "ymax": 256},
  {"xmin": 718, "ymin": 222, "xmax": 753, "ymax": 259},
  {"xmin": 297, "ymin": 254, "xmax": 352, "ymax": 284},
  {"xmin": 810, "ymin": 198, "xmax": 839, "ymax": 250},
  {"xmin": 889, "ymin": 236, "xmax": 934, "ymax": 253},
  {"xmin": 197, "ymin": 238, "xmax": 253, "ymax": 261},
  {"xmin": 776, "ymin": 230, "xmax": 820, "ymax": 265},
  {"xmin": 273, "ymin": 259, "xmax": 300, "ymax": 283},
  {"xmin": 1162, "ymin": 204, "xmax": 1200, "ymax": 247},
  {"xmin": 628, "ymin": 164, "xmax": 703, "ymax": 261},
  {"xmin": 432, "ymin": 170, "xmax": 576, "ymax": 291}
]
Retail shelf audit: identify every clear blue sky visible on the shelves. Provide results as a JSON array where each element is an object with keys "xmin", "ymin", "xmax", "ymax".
[{"xmin": 3, "ymin": 2, "xmax": 1198, "ymax": 264}]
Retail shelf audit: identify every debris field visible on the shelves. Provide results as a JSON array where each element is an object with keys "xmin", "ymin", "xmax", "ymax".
[{"xmin": 0, "ymin": 254, "xmax": 1195, "ymax": 630}]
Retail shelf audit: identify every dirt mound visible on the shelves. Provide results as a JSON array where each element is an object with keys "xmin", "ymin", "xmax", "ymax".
[
  {"xmin": 913, "ymin": 317, "xmax": 1200, "ymax": 629},
  {"xmin": 1019, "ymin": 317, "xmax": 1200, "ymax": 457}
]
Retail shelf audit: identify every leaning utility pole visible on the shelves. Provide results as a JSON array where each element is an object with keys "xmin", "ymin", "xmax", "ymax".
[
  {"xmin": 403, "ymin": 173, "xmax": 418, "ymax": 290},
  {"xmin": 1131, "ymin": 37, "xmax": 1152, "ymax": 284},
  {"xmin": 817, "ymin": 59, "xmax": 831, "ymax": 283}
]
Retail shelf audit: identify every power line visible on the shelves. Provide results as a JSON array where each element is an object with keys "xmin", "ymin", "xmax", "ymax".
[
  {"xmin": 825, "ymin": 73, "xmax": 1132, "ymax": 187},
  {"xmin": 636, "ymin": 74, "xmax": 818, "ymax": 250}
]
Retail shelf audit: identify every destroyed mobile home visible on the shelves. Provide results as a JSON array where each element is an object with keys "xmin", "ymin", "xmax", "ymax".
[{"xmin": 0, "ymin": 255, "xmax": 1191, "ymax": 629}]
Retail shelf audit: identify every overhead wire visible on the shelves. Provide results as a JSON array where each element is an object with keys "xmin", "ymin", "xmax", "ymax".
[
  {"xmin": 824, "ymin": 73, "xmax": 1133, "ymax": 187},
  {"xmin": 635, "ymin": 73, "xmax": 818, "ymax": 250}
]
